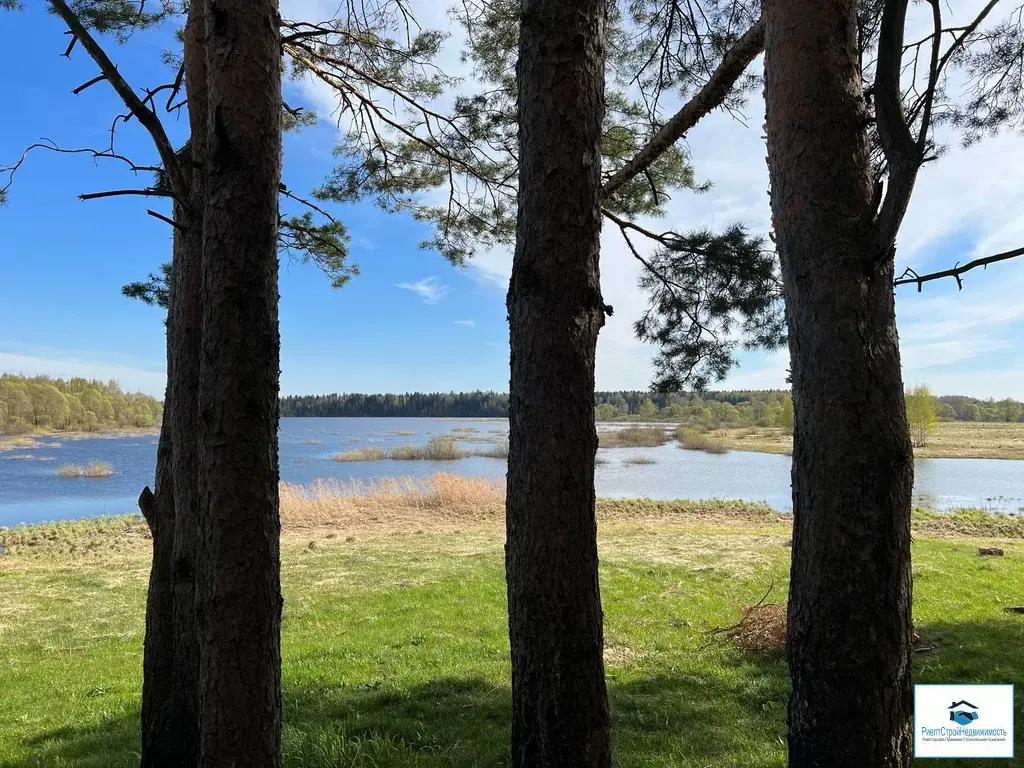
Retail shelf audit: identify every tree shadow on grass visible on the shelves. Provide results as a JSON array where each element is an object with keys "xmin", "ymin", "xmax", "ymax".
[
  {"xmin": 912, "ymin": 617, "xmax": 1024, "ymax": 767},
  {"xmin": 4, "ymin": 658, "xmax": 789, "ymax": 768}
]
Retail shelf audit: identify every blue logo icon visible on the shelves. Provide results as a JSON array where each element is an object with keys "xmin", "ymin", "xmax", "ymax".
[{"xmin": 949, "ymin": 701, "xmax": 979, "ymax": 726}]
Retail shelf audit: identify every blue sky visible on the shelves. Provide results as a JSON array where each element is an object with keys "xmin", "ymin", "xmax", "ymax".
[{"xmin": 2, "ymin": 0, "xmax": 1023, "ymax": 399}]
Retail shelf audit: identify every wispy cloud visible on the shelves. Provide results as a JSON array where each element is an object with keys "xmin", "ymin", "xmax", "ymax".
[
  {"xmin": 397, "ymin": 276, "xmax": 450, "ymax": 304},
  {"xmin": 454, "ymin": 319, "xmax": 475, "ymax": 327}
]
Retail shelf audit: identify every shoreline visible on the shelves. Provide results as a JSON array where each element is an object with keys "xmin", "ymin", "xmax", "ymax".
[
  {"xmin": 0, "ymin": 426, "xmax": 161, "ymax": 452},
  {"xmin": 674, "ymin": 421, "xmax": 1024, "ymax": 461},
  {"xmin": 3, "ymin": 420, "xmax": 1023, "ymax": 460},
  {"xmin": 2, "ymin": 478, "xmax": 1022, "ymax": 554}
]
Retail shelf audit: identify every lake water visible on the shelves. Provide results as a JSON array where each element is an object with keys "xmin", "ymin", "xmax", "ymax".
[{"xmin": 1, "ymin": 417, "xmax": 1022, "ymax": 526}]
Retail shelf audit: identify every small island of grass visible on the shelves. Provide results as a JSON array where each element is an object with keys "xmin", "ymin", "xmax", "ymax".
[{"xmin": 56, "ymin": 462, "xmax": 115, "ymax": 479}]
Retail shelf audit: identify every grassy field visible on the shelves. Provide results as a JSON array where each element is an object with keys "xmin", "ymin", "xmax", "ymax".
[
  {"xmin": 2, "ymin": 476, "xmax": 1023, "ymax": 767},
  {"xmin": 702, "ymin": 421, "xmax": 1024, "ymax": 460}
]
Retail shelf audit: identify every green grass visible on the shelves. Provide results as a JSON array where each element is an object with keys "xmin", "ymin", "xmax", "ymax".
[{"xmin": 1, "ymin": 510, "xmax": 1023, "ymax": 767}]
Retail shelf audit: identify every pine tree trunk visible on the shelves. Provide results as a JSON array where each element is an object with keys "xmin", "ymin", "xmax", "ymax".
[
  {"xmin": 140, "ymin": 412, "xmax": 178, "ymax": 766},
  {"xmin": 139, "ymin": 7, "xmax": 207, "ymax": 764},
  {"xmin": 167, "ymin": 9, "xmax": 208, "ymax": 764},
  {"xmin": 764, "ymin": 2, "xmax": 915, "ymax": 766},
  {"xmin": 505, "ymin": 0, "xmax": 611, "ymax": 765},
  {"xmin": 197, "ymin": 0, "xmax": 283, "ymax": 765}
]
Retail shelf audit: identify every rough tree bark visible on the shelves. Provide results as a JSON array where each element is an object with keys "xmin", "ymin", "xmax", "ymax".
[
  {"xmin": 197, "ymin": 0, "xmax": 284, "ymax": 765},
  {"xmin": 505, "ymin": 0, "xmax": 611, "ymax": 765},
  {"xmin": 139, "ymin": 421, "xmax": 177, "ymax": 765},
  {"xmin": 139, "ymin": 6, "xmax": 206, "ymax": 764},
  {"xmin": 763, "ymin": 2, "xmax": 915, "ymax": 766},
  {"xmin": 170, "ymin": 5, "xmax": 207, "ymax": 764}
]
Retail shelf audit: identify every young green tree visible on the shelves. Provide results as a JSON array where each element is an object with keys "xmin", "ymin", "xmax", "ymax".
[
  {"xmin": 998, "ymin": 398, "xmax": 1022, "ymax": 423},
  {"xmin": 906, "ymin": 385, "xmax": 939, "ymax": 448},
  {"xmin": 779, "ymin": 393, "xmax": 794, "ymax": 435}
]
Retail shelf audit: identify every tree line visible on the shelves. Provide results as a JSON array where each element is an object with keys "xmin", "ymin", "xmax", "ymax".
[
  {"xmin": 280, "ymin": 389, "xmax": 1022, "ymax": 425},
  {"xmin": 0, "ymin": 374, "xmax": 163, "ymax": 433}
]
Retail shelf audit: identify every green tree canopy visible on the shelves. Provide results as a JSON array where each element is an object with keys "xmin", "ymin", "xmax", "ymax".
[{"xmin": 905, "ymin": 384, "xmax": 939, "ymax": 448}]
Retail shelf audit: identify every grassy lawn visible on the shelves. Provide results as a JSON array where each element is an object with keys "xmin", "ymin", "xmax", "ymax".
[
  {"xmin": 703, "ymin": 421, "xmax": 1024, "ymax": 460},
  {"xmin": 1, "ymin": 486, "xmax": 1023, "ymax": 767}
]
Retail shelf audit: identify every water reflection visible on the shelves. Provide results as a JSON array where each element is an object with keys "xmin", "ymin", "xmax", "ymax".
[{"xmin": 2, "ymin": 418, "xmax": 1022, "ymax": 526}]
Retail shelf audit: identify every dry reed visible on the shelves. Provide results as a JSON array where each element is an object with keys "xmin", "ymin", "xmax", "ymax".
[
  {"xmin": 334, "ymin": 447, "xmax": 387, "ymax": 462},
  {"xmin": 278, "ymin": 473, "xmax": 505, "ymax": 530},
  {"xmin": 56, "ymin": 462, "xmax": 115, "ymax": 478},
  {"xmin": 598, "ymin": 427, "xmax": 669, "ymax": 448},
  {"xmin": 675, "ymin": 427, "xmax": 729, "ymax": 454}
]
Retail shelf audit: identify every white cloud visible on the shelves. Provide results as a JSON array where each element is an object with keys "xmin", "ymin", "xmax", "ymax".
[
  {"xmin": 454, "ymin": 319, "xmax": 476, "ymax": 327},
  {"xmin": 397, "ymin": 276, "xmax": 450, "ymax": 304},
  {"xmin": 286, "ymin": 1, "xmax": 1024, "ymax": 396},
  {"xmin": 0, "ymin": 351, "xmax": 166, "ymax": 397}
]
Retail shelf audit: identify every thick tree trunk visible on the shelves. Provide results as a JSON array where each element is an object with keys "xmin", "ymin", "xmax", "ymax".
[
  {"xmin": 140, "ymin": 419, "xmax": 178, "ymax": 766},
  {"xmin": 197, "ymin": 1, "xmax": 283, "ymax": 765},
  {"xmin": 167, "ymin": 8, "xmax": 208, "ymax": 765},
  {"xmin": 139, "ymin": 7, "xmax": 207, "ymax": 764},
  {"xmin": 763, "ymin": 2, "xmax": 915, "ymax": 766},
  {"xmin": 505, "ymin": 0, "xmax": 611, "ymax": 765}
]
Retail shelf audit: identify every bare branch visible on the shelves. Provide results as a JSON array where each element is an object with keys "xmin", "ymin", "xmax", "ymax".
[
  {"xmin": 79, "ymin": 188, "xmax": 176, "ymax": 201},
  {"xmin": 147, "ymin": 208, "xmax": 183, "ymax": 230},
  {"xmin": 602, "ymin": 16, "xmax": 765, "ymax": 199},
  {"xmin": 1, "ymin": 139, "xmax": 161, "ymax": 199},
  {"xmin": 72, "ymin": 73, "xmax": 107, "ymax": 95},
  {"xmin": 165, "ymin": 61, "xmax": 184, "ymax": 112},
  {"xmin": 48, "ymin": 0, "xmax": 187, "ymax": 196},
  {"xmin": 279, "ymin": 183, "xmax": 336, "ymax": 222},
  {"xmin": 895, "ymin": 245, "xmax": 1024, "ymax": 291}
]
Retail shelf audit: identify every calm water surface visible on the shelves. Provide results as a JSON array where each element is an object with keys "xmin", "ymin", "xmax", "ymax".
[{"xmin": 1, "ymin": 417, "xmax": 1022, "ymax": 526}]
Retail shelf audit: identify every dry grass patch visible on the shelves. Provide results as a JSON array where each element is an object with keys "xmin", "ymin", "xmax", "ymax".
[
  {"xmin": 0, "ymin": 436, "xmax": 40, "ymax": 452},
  {"xmin": 675, "ymin": 427, "xmax": 729, "ymax": 454},
  {"xmin": 473, "ymin": 441, "xmax": 508, "ymax": 459},
  {"xmin": 698, "ymin": 421, "xmax": 1024, "ymax": 460},
  {"xmin": 56, "ymin": 462, "xmax": 115, "ymax": 478},
  {"xmin": 389, "ymin": 437, "xmax": 464, "ymax": 460},
  {"xmin": 279, "ymin": 473, "xmax": 505, "ymax": 531},
  {"xmin": 334, "ymin": 447, "xmax": 387, "ymax": 462},
  {"xmin": 624, "ymin": 455, "xmax": 657, "ymax": 465},
  {"xmin": 919, "ymin": 421, "xmax": 1024, "ymax": 460},
  {"xmin": 711, "ymin": 602, "xmax": 787, "ymax": 651},
  {"xmin": 598, "ymin": 427, "xmax": 669, "ymax": 448}
]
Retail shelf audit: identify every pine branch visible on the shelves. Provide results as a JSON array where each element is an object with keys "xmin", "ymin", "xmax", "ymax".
[
  {"xmin": 48, "ymin": 0, "xmax": 187, "ymax": 197},
  {"xmin": 602, "ymin": 16, "xmax": 765, "ymax": 199}
]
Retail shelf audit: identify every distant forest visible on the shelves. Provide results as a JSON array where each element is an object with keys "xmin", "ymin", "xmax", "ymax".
[
  {"xmin": 279, "ymin": 390, "xmax": 1024, "ymax": 424},
  {"xmin": 0, "ymin": 374, "xmax": 163, "ymax": 434}
]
